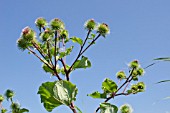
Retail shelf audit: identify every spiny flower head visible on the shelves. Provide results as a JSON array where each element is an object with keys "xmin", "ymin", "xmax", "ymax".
[
  {"xmin": 137, "ymin": 82, "xmax": 145, "ymax": 92},
  {"xmin": 21, "ymin": 26, "xmax": 36, "ymax": 42},
  {"xmin": 116, "ymin": 71, "xmax": 126, "ymax": 80},
  {"xmin": 5, "ymin": 89, "xmax": 14, "ymax": 100},
  {"xmin": 40, "ymin": 28, "xmax": 53, "ymax": 42},
  {"xmin": 35, "ymin": 17, "xmax": 47, "ymax": 28},
  {"xmin": 84, "ymin": 19, "xmax": 96, "ymax": 30},
  {"xmin": 120, "ymin": 104, "xmax": 133, "ymax": 113},
  {"xmin": 50, "ymin": 18, "xmax": 65, "ymax": 30},
  {"xmin": 97, "ymin": 23, "xmax": 110, "ymax": 37},
  {"xmin": 129, "ymin": 60, "xmax": 140, "ymax": 69}
]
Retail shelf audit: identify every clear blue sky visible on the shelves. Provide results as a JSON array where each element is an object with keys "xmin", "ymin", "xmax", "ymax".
[{"xmin": 0, "ymin": 0, "xmax": 170, "ymax": 113}]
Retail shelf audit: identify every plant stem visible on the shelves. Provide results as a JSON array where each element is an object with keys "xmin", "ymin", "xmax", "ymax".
[
  {"xmin": 69, "ymin": 102, "xmax": 77, "ymax": 113},
  {"xmin": 54, "ymin": 31, "xmax": 58, "ymax": 69},
  {"xmin": 68, "ymin": 32, "xmax": 101, "ymax": 74},
  {"xmin": 60, "ymin": 58, "xmax": 69, "ymax": 80},
  {"xmin": 27, "ymin": 48, "xmax": 62, "ymax": 80},
  {"xmin": 95, "ymin": 68, "xmax": 135, "ymax": 113},
  {"xmin": 47, "ymin": 41, "xmax": 53, "ymax": 66}
]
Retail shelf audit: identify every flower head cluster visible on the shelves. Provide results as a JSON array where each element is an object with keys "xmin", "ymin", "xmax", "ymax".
[{"xmin": 128, "ymin": 82, "xmax": 145, "ymax": 94}]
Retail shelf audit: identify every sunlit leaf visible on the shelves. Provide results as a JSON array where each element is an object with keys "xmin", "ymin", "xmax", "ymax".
[
  {"xmin": 53, "ymin": 80, "xmax": 78, "ymax": 106},
  {"xmin": 100, "ymin": 103, "xmax": 118, "ymax": 113},
  {"xmin": 102, "ymin": 78, "xmax": 117, "ymax": 93},
  {"xmin": 87, "ymin": 91, "xmax": 107, "ymax": 99},
  {"xmin": 70, "ymin": 37, "xmax": 83, "ymax": 46},
  {"xmin": 38, "ymin": 81, "xmax": 63, "ymax": 112},
  {"xmin": 59, "ymin": 46, "xmax": 74, "ymax": 58},
  {"xmin": 73, "ymin": 56, "xmax": 91, "ymax": 69}
]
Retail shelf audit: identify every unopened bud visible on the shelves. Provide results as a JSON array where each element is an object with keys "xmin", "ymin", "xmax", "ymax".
[
  {"xmin": 50, "ymin": 18, "xmax": 65, "ymax": 30},
  {"xmin": 97, "ymin": 23, "xmax": 110, "ymax": 37},
  {"xmin": 84, "ymin": 19, "xmax": 96, "ymax": 30}
]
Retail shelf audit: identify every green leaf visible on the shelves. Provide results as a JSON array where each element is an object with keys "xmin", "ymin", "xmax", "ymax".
[
  {"xmin": 100, "ymin": 103, "xmax": 118, "ymax": 113},
  {"xmin": 53, "ymin": 80, "xmax": 78, "ymax": 106},
  {"xmin": 87, "ymin": 91, "xmax": 107, "ymax": 99},
  {"xmin": 73, "ymin": 56, "xmax": 91, "ymax": 69},
  {"xmin": 59, "ymin": 46, "xmax": 74, "ymax": 58},
  {"xmin": 75, "ymin": 106, "xmax": 82, "ymax": 113},
  {"xmin": 37, "ymin": 81, "xmax": 63, "ymax": 112},
  {"xmin": 19, "ymin": 108, "xmax": 29, "ymax": 113},
  {"xmin": 42, "ymin": 64, "xmax": 54, "ymax": 74},
  {"xmin": 102, "ymin": 78, "xmax": 118, "ymax": 93},
  {"xmin": 156, "ymin": 80, "xmax": 170, "ymax": 84},
  {"xmin": 70, "ymin": 37, "xmax": 83, "ymax": 46},
  {"xmin": 154, "ymin": 57, "xmax": 170, "ymax": 61}
]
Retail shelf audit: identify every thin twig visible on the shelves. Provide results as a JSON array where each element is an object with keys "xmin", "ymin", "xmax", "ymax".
[{"xmin": 47, "ymin": 41, "xmax": 53, "ymax": 65}]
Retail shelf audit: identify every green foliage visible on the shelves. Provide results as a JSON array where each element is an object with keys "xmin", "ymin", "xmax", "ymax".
[
  {"xmin": 70, "ymin": 37, "xmax": 83, "ymax": 46},
  {"xmin": 100, "ymin": 103, "xmax": 118, "ymax": 113},
  {"xmin": 73, "ymin": 56, "xmax": 91, "ymax": 69},
  {"xmin": 5, "ymin": 89, "xmax": 14, "ymax": 101},
  {"xmin": 0, "ymin": 95, "xmax": 4, "ymax": 102},
  {"xmin": 38, "ymin": 80, "xmax": 78, "ymax": 112},
  {"xmin": 102, "ymin": 78, "xmax": 118, "ymax": 93},
  {"xmin": 87, "ymin": 91, "xmax": 107, "ymax": 99}
]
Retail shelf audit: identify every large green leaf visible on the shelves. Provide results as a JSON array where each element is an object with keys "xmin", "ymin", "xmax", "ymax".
[
  {"xmin": 100, "ymin": 103, "xmax": 118, "ymax": 113},
  {"xmin": 73, "ymin": 56, "xmax": 91, "ymax": 69},
  {"xmin": 53, "ymin": 80, "xmax": 78, "ymax": 106},
  {"xmin": 102, "ymin": 78, "xmax": 118, "ymax": 93},
  {"xmin": 154, "ymin": 57, "xmax": 170, "ymax": 61},
  {"xmin": 87, "ymin": 91, "xmax": 107, "ymax": 99},
  {"xmin": 37, "ymin": 82, "xmax": 63, "ymax": 112},
  {"xmin": 70, "ymin": 37, "xmax": 83, "ymax": 46}
]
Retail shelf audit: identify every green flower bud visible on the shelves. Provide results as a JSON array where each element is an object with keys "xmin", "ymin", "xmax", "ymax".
[
  {"xmin": 17, "ymin": 38, "xmax": 29, "ymax": 50},
  {"xmin": 137, "ymin": 68, "xmax": 144, "ymax": 76},
  {"xmin": 0, "ymin": 95, "xmax": 4, "ymax": 102},
  {"xmin": 129, "ymin": 60, "xmax": 139, "ymax": 69},
  {"xmin": 132, "ymin": 69, "xmax": 138, "ymax": 77},
  {"xmin": 137, "ymin": 82, "xmax": 145, "ymax": 92},
  {"xmin": 60, "ymin": 30, "xmax": 69, "ymax": 39},
  {"xmin": 97, "ymin": 23, "xmax": 110, "ymax": 37},
  {"xmin": 5, "ymin": 89, "xmax": 14, "ymax": 100},
  {"xmin": 132, "ymin": 76, "xmax": 138, "ymax": 81},
  {"xmin": 1, "ymin": 108, "xmax": 7, "ymax": 113},
  {"xmin": 10, "ymin": 102, "xmax": 20, "ymax": 110},
  {"xmin": 21, "ymin": 26, "xmax": 36, "ymax": 42},
  {"xmin": 84, "ymin": 19, "xmax": 96, "ymax": 30},
  {"xmin": 50, "ymin": 18, "xmax": 65, "ymax": 30},
  {"xmin": 120, "ymin": 104, "xmax": 133, "ymax": 113},
  {"xmin": 35, "ymin": 17, "xmax": 47, "ymax": 28},
  {"xmin": 116, "ymin": 71, "xmax": 126, "ymax": 80},
  {"xmin": 40, "ymin": 29, "xmax": 53, "ymax": 42},
  {"xmin": 131, "ymin": 84, "xmax": 138, "ymax": 94}
]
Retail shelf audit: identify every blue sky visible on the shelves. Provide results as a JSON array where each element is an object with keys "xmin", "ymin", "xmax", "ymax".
[{"xmin": 0, "ymin": 0, "xmax": 170, "ymax": 113}]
